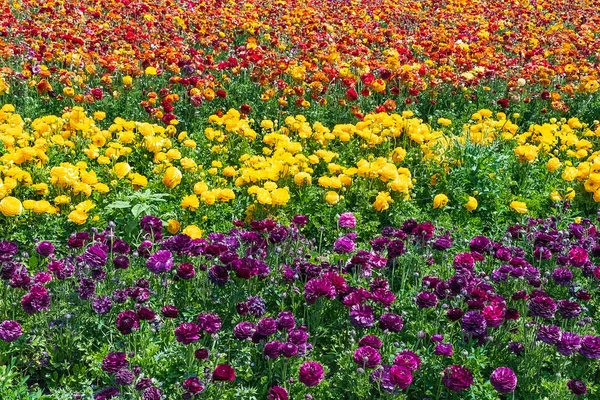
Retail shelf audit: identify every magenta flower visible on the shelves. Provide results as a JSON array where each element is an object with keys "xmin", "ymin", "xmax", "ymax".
[
  {"xmin": 0, "ymin": 320, "xmax": 22, "ymax": 342},
  {"xmin": 490, "ymin": 367, "xmax": 517, "ymax": 393},
  {"xmin": 442, "ymin": 365, "xmax": 473, "ymax": 392},
  {"xmin": 298, "ymin": 361, "xmax": 324, "ymax": 387},
  {"xmin": 175, "ymin": 322, "xmax": 201, "ymax": 345},
  {"xmin": 338, "ymin": 212, "xmax": 356, "ymax": 229}
]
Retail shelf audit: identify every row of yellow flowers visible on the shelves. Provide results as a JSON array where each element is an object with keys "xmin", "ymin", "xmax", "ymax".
[{"xmin": 1, "ymin": 103, "xmax": 599, "ymax": 225}]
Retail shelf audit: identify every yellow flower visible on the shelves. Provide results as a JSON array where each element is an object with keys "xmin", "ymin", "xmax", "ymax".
[
  {"xmin": 130, "ymin": 173, "xmax": 148, "ymax": 188},
  {"xmin": 93, "ymin": 111, "xmax": 106, "ymax": 121},
  {"xmin": 68, "ymin": 210, "xmax": 88, "ymax": 224},
  {"xmin": 433, "ymin": 194, "xmax": 449, "ymax": 209},
  {"xmin": 162, "ymin": 166, "xmax": 182, "ymax": 188},
  {"xmin": 464, "ymin": 196, "xmax": 478, "ymax": 212},
  {"xmin": 437, "ymin": 118, "xmax": 452, "ymax": 127},
  {"xmin": 0, "ymin": 197, "xmax": 22, "ymax": 216},
  {"xmin": 546, "ymin": 157, "xmax": 561, "ymax": 173},
  {"xmin": 200, "ymin": 191, "xmax": 216, "ymax": 205},
  {"xmin": 114, "ymin": 162, "xmax": 131, "ymax": 179},
  {"xmin": 325, "ymin": 191, "xmax": 340, "ymax": 205},
  {"xmin": 217, "ymin": 188, "xmax": 236, "ymax": 202},
  {"xmin": 271, "ymin": 187, "xmax": 290, "ymax": 205},
  {"xmin": 167, "ymin": 219, "xmax": 181, "ymax": 234},
  {"xmin": 182, "ymin": 225, "xmax": 203, "ymax": 239},
  {"xmin": 510, "ymin": 201, "xmax": 528, "ymax": 214},
  {"xmin": 122, "ymin": 75, "xmax": 133, "ymax": 86},
  {"xmin": 54, "ymin": 195, "xmax": 71, "ymax": 205},
  {"xmin": 373, "ymin": 191, "xmax": 393, "ymax": 212},
  {"xmin": 145, "ymin": 66, "xmax": 157, "ymax": 76},
  {"xmin": 75, "ymin": 200, "xmax": 95, "ymax": 213},
  {"xmin": 194, "ymin": 182, "xmax": 209, "ymax": 195},
  {"xmin": 181, "ymin": 195, "xmax": 200, "ymax": 211}
]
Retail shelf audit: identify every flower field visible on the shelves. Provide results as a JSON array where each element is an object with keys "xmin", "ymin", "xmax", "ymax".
[{"xmin": 1, "ymin": 0, "xmax": 600, "ymax": 399}]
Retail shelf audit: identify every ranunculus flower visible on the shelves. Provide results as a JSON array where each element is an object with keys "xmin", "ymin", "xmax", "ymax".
[
  {"xmin": 490, "ymin": 367, "xmax": 517, "ymax": 393},
  {"xmin": 338, "ymin": 212, "xmax": 357, "ymax": 228},
  {"xmin": 442, "ymin": 365, "xmax": 473, "ymax": 392},
  {"xmin": 146, "ymin": 250, "xmax": 173, "ymax": 274},
  {"xmin": 212, "ymin": 364, "xmax": 235, "ymax": 381},
  {"xmin": 175, "ymin": 322, "xmax": 201, "ymax": 345},
  {"xmin": 298, "ymin": 361, "xmax": 324, "ymax": 387},
  {"xmin": 353, "ymin": 346, "xmax": 381, "ymax": 369},
  {"xmin": 0, "ymin": 320, "xmax": 22, "ymax": 342}
]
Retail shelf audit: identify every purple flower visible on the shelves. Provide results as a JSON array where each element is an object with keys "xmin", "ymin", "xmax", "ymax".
[
  {"xmin": 137, "ymin": 307, "xmax": 156, "ymax": 321},
  {"xmin": 264, "ymin": 341, "xmax": 282, "ymax": 359},
  {"xmin": 195, "ymin": 348, "xmax": 209, "ymax": 360},
  {"xmin": 442, "ymin": 365, "xmax": 473, "ymax": 392},
  {"xmin": 35, "ymin": 241, "xmax": 55, "ymax": 257},
  {"xmin": 432, "ymin": 234, "xmax": 453, "ymax": 251},
  {"xmin": 281, "ymin": 343, "xmax": 298, "ymax": 358},
  {"xmin": 370, "ymin": 365, "xmax": 395, "ymax": 392},
  {"xmin": 482, "ymin": 303, "xmax": 505, "ymax": 328},
  {"xmin": 292, "ymin": 215, "xmax": 308, "ymax": 226},
  {"xmin": 267, "ymin": 385, "xmax": 288, "ymax": 400},
  {"xmin": 580, "ymin": 336, "xmax": 600, "ymax": 359},
  {"xmin": 175, "ymin": 322, "xmax": 201, "ymax": 345},
  {"xmin": 338, "ymin": 212, "xmax": 356, "ymax": 229},
  {"xmin": 288, "ymin": 329, "xmax": 309, "ymax": 345},
  {"xmin": 435, "ymin": 343, "xmax": 453, "ymax": 357},
  {"xmin": 415, "ymin": 291, "xmax": 438, "ymax": 308},
  {"xmin": 21, "ymin": 285, "xmax": 50, "ymax": 314},
  {"xmin": 305, "ymin": 278, "xmax": 336, "ymax": 305},
  {"xmin": 389, "ymin": 365, "xmax": 413, "ymax": 389},
  {"xmin": 490, "ymin": 367, "xmax": 517, "ymax": 393},
  {"xmin": 113, "ymin": 255, "xmax": 130, "ymax": 269},
  {"xmin": 115, "ymin": 310, "xmax": 140, "ymax": 335},
  {"xmin": 567, "ymin": 379, "xmax": 587, "ymax": 396},
  {"xmin": 140, "ymin": 215, "xmax": 163, "ymax": 240},
  {"xmin": 508, "ymin": 341, "xmax": 525, "ymax": 355},
  {"xmin": 393, "ymin": 350, "xmax": 421, "ymax": 371},
  {"xmin": 92, "ymin": 296, "xmax": 113, "ymax": 315},
  {"xmin": 233, "ymin": 322, "xmax": 256, "ymax": 340},
  {"xmin": 276, "ymin": 311, "xmax": 296, "ymax": 331},
  {"xmin": 334, "ymin": 236, "xmax": 355, "ymax": 254},
  {"xmin": 0, "ymin": 320, "xmax": 22, "ymax": 342},
  {"xmin": 161, "ymin": 305, "xmax": 179, "ymax": 318},
  {"xmin": 247, "ymin": 296, "xmax": 266, "ymax": 317},
  {"xmin": 359, "ymin": 335, "xmax": 382, "ymax": 349},
  {"xmin": 552, "ymin": 268, "xmax": 573, "ymax": 286},
  {"xmin": 353, "ymin": 346, "xmax": 381, "ymax": 369},
  {"xmin": 176, "ymin": 263, "xmax": 196, "ymax": 279},
  {"xmin": 569, "ymin": 247, "xmax": 588, "ymax": 267},
  {"xmin": 387, "ymin": 240, "xmax": 405, "ymax": 258},
  {"xmin": 447, "ymin": 308, "xmax": 465, "ymax": 321},
  {"xmin": 197, "ymin": 313, "xmax": 222, "ymax": 334},
  {"xmin": 142, "ymin": 387, "xmax": 162, "ymax": 400},
  {"xmin": 84, "ymin": 244, "xmax": 108, "ymax": 268},
  {"xmin": 557, "ymin": 299, "xmax": 581, "ymax": 319},
  {"xmin": 208, "ymin": 265, "xmax": 229, "ymax": 286},
  {"xmin": 298, "ymin": 361, "xmax": 324, "ymax": 387},
  {"xmin": 114, "ymin": 369, "xmax": 135, "ymax": 386},
  {"xmin": 469, "ymin": 235, "xmax": 492, "ymax": 253},
  {"xmin": 537, "ymin": 325, "xmax": 561, "ymax": 345},
  {"xmin": 528, "ymin": 296, "xmax": 556, "ymax": 319},
  {"xmin": 257, "ymin": 317, "xmax": 278, "ymax": 336},
  {"xmin": 379, "ymin": 313, "xmax": 403, "ymax": 332},
  {"xmin": 94, "ymin": 387, "xmax": 120, "ymax": 400},
  {"xmin": 146, "ymin": 250, "xmax": 173, "ymax": 274},
  {"xmin": 349, "ymin": 305, "xmax": 375, "ymax": 328},
  {"xmin": 212, "ymin": 364, "xmax": 235, "ymax": 381},
  {"xmin": 453, "ymin": 253, "xmax": 475, "ymax": 273},
  {"xmin": 183, "ymin": 377, "xmax": 205, "ymax": 394},
  {"xmin": 461, "ymin": 311, "xmax": 487, "ymax": 337},
  {"xmin": 102, "ymin": 352, "xmax": 128, "ymax": 374},
  {"xmin": 557, "ymin": 331, "xmax": 581, "ymax": 356},
  {"xmin": 0, "ymin": 241, "xmax": 18, "ymax": 261}
]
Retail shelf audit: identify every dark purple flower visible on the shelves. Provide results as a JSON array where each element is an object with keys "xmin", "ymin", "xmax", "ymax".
[
  {"xmin": 415, "ymin": 291, "xmax": 438, "ymax": 308},
  {"xmin": 557, "ymin": 299, "xmax": 581, "ymax": 319},
  {"xmin": 114, "ymin": 369, "xmax": 135, "ymax": 386},
  {"xmin": 21, "ymin": 285, "xmax": 50, "ymax": 314},
  {"xmin": 267, "ymin": 385, "xmax": 288, "ymax": 400},
  {"xmin": 447, "ymin": 308, "xmax": 465, "ymax": 321},
  {"xmin": 142, "ymin": 387, "xmax": 162, "ymax": 400},
  {"xmin": 370, "ymin": 365, "xmax": 395, "ymax": 392},
  {"xmin": 263, "ymin": 341, "xmax": 282, "ymax": 359},
  {"xmin": 137, "ymin": 307, "xmax": 156, "ymax": 321},
  {"xmin": 257, "ymin": 317, "xmax": 277, "ymax": 336},
  {"xmin": 470, "ymin": 235, "xmax": 491, "ymax": 253},
  {"xmin": 247, "ymin": 296, "xmax": 266, "ymax": 317},
  {"xmin": 508, "ymin": 341, "xmax": 525, "ymax": 355},
  {"xmin": 353, "ymin": 346, "xmax": 381, "ymax": 368},
  {"xmin": 338, "ymin": 212, "xmax": 356, "ymax": 229},
  {"xmin": 292, "ymin": 215, "xmax": 308, "ymax": 226},
  {"xmin": 113, "ymin": 255, "xmax": 130, "ymax": 270},
  {"xmin": 84, "ymin": 245, "xmax": 108, "ymax": 268},
  {"xmin": 490, "ymin": 367, "xmax": 517, "ymax": 393},
  {"xmin": 175, "ymin": 322, "xmax": 201, "ymax": 344},
  {"xmin": 349, "ymin": 305, "xmax": 375, "ymax": 328},
  {"xmin": 208, "ymin": 265, "xmax": 229, "ymax": 286},
  {"xmin": 393, "ymin": 350, "xmax": 421, "ymax": 371},
  {"xmin": 379, "ymin": 313, "xmax": 403, "ymax": 332},
  {"xmin": 387, "ymin": 240, "xmax": 405, "ymax": 258},
  {"xmin": 557, "ymin": 331, "xmax": 581, "ymax": 356},
  {"xmin": 94, "ymin": 387, "xmax": 120, "ymax": 400},
  {"xmin": 276, "ymin": 311, "xmax": 296, "ymax": 331},
  {"xmin": 288, "ymin": 329, "xmax": 309, "ymax": 345},
  {"xmin": 0, "ymin": 241, "xmax": 18, "ymax": 261},
  {"xmin": 453, "ymin": 253, "xmax": 475, "ymax": 273},
  {"xmin": 176, "ymin": 263, "xmax": 196, "ymax": 280},
  {"xmin": 298, "ymin": 361, "xmax": 324, "ymax": 387},
  {"xmin": 528, "ymin": 296, "xmax": 557, "ymax": 319},
  {"xmin": 305, "ymin": 278, "xmax": 336, "ymax": 305},
  {"xmin": 195, "ymin": 348, "xmax": 209, "ymax": 360},
  {"xmin": 334, "ymin": 236, "xmax": 355, "ymax": 254},
  {"xmin": 35, "ymin": 241, "xmax": 55, "ymax": 257},
  {"xmin": 135, "ymin": 378, "xmax": 153, "ymax": 391},
  {"xmin": 580, "ymin": 336, "xmax": 600, "ymax": 359},
  {"xmin": 435, "ymin": 343, "xmax": 453, "ymax": 357},
  {"xmin": 389, "ymin": 365, "xmax": 413, "ymax": 389},
  {"xmin": 432, "ymin": 234, "xmax": 453, "ymax": 251},
  {"xmin": 281, "ymin": 343, "xmax": 298, "ymax": 358},
  {"xmin": 461, "ymin": 311, "xmax": 487, "ymax": 337},
  {"xmin": 161, "ymin": 305, "xmax": 179, "ymax": 318},
  {"xmin": 212, "ymin": 364, "xmax": 235, "ymax": 381},
  {"xmin": 140, "ymin": 215, "xmax": 163, "ymax": 240},
  {"xmin": 233, "ymin": 322, "xmax": 257, "ymax": 340},
  {"xmin": 183, "ymin": 377, "xmax": 205, "ymax": 394},
  {"xmin": 442, "ymin": 365, "xmax": 473, "ymax": 392},
  {"xmin": 569, "ymin": 247, "xmax": 588, "ymax": 267},
  {"xmin": 115, "ymin": 310, "xmax": 140, "ymax": 335},
  {"xmin": 537, "ymin": 325, "xmax": 561, "ymax": 345},
  {"xmin": 197, "ymin": 313, "xmax": 222, "ymax": 334},
  {"xmin": 102, "ymin": 352, "xmax": 128, "ymax": 374},
  {"xmin": 567, "ymin": 379, "xmax": 587, "ymax": 396},
  {"xmin": 552, "ymin": 268, "xmax": 573, "ymax": 286},
  {"xmin": 146, "ymin": 250, "xmax": 173, "ymax": 274},
  {"xmin": 359, "ymin": 335, "xmax": 383, "ymax": 349},
  {"xmin": 0, "ymin": 320, "xmax": 22, "ymax": 342},
  {"xmin": 92, "ymin": 296, "xmax": 113, "ymax": 315}
]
